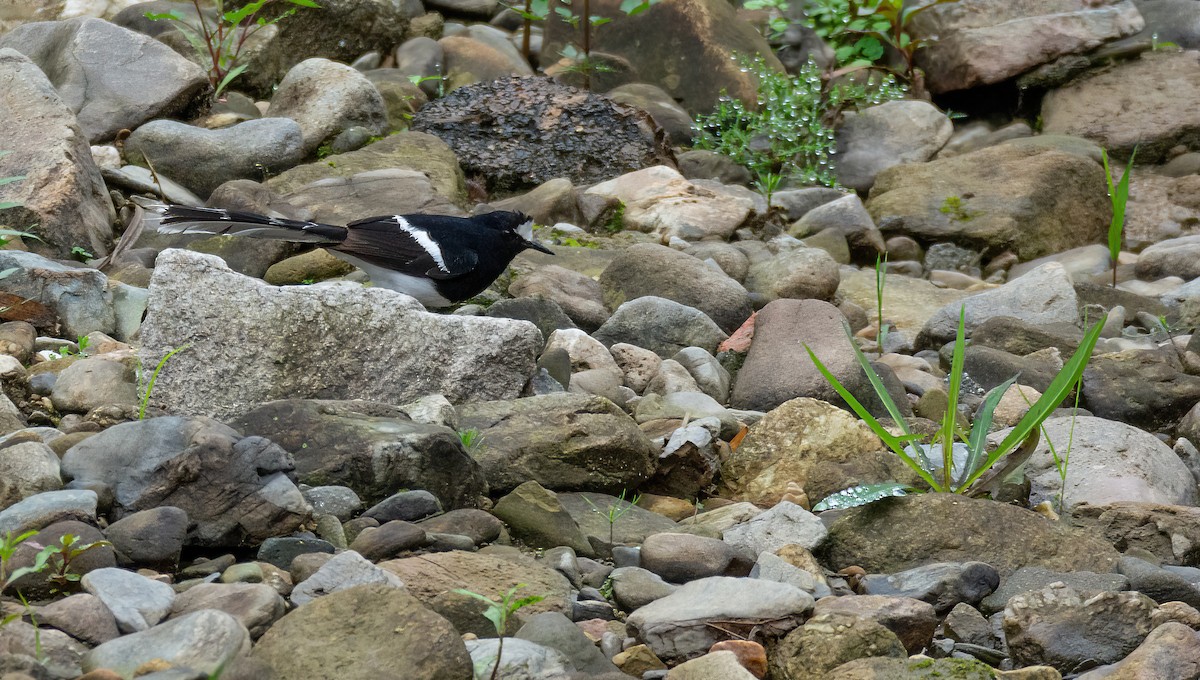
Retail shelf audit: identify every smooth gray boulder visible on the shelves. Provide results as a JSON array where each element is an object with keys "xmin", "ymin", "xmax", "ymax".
[
  {"xmin": 0, "ymin": 18, "xmax": 208, "ymax": 142},
  {"xmin": 0, "ymin": 48, "xmax": 114, "ymax": 259}
]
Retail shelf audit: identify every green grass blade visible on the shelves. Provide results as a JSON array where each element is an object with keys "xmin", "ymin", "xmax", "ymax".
[
  {"xmin": 0, "ymin": 176, "xmax": 25, "ymax": 187},
  {"xmin": 812, "ymin": 482, "xmax": 913, "ymax": 511},
  {"xmin": 842, "ymin": 323, "xmax": 912, "ymax": 438},
  {"xmin": 941, "ymin": 307, "xmax": 967, "ymax": 489},
  {"xmin": 959, "ymin": 375, "xmax": 1017, "ymax": 488},
  {"xmin": 1110, "ymin": 147, "xmax": 1136, "ymax": 260},
  {"xmin": 960, "ymin": 314, "xmax": 1106, "ymax": 490},
  {"xmin": 805, "ymin": 344, "xmax": 943, "ymax": 491}
]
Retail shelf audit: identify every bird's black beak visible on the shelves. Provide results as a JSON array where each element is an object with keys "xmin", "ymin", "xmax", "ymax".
[{"xmin": 524, "ymin": 238, "xmax": 554, "ymax": 255}]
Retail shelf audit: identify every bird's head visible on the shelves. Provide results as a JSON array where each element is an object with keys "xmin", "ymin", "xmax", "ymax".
[{"xmin": 476, "ymin": 211, "xmax": 554, "ymax": 255}]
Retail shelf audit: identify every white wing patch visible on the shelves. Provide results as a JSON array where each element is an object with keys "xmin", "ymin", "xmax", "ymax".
[{"xmin": 393, "ymin": 215, "xmax": 449, "ymax": 274}]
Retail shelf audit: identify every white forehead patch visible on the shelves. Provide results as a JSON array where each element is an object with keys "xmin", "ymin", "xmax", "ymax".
[
  {"xmin": 517, "ymin": 218, "xmax": 535, "ymax": 241},
  {"xmin": 393, "ymin": 215, "xmax": 449, "ymax": 274}
]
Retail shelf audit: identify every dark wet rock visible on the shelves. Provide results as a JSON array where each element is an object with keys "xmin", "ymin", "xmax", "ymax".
[
  {"xmin": 61, "ymin": 416, "xmax": 309, "ymax": 547},
  {"xmin": 411, "ymin": 76, "xmax": 672, "ymax": 192},
  {"xmin": 1003, "ymin": 583, "xmax": 1157, "ymax": 672},
  {"xmin": 104, "ymin": 506, "xmax": 188, "ymax": 571},
  {"xmin": 233, "ymin": 399, "xmax": 485, "ymax": 508},
  {"xmin": 859, "ymin": 562, "xmax": 1000, "ymax": 615},
  {"xmin": 1082, "ymin": 349, "xmax": 1200, "ymax": 431}
]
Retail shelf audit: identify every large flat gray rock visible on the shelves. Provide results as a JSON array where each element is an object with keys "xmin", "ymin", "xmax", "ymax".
[{"xmin": 139, "ymin": 249, "xmax": 542, "ymax": 421}]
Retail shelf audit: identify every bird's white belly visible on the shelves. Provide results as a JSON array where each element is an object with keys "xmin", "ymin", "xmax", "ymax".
[{"xmin": 328, "ymin": 251, "xmax": 454, "ymax": 307}]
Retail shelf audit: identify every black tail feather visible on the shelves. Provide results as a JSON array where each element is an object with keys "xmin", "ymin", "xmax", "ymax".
[{"xmin": 153, "ymin": 205, "xmax": 347, "ymax": 244}]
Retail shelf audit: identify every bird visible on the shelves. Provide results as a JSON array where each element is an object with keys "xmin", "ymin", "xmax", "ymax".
[{"xmin": 146, "ymin": 204, "xmax": 553, "ymax": 307}]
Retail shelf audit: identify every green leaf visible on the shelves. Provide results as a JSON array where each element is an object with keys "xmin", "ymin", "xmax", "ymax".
[
  {"xmin": 0, "ymin": 202, "xmax": 21, "ymax": 210},
  {"xmin": 0, "ymin": 228, "xmax": 41, "ymax": 242},
  {"xmin": 0, "ymin": 176, "xmax": 25, "ymax": 187},
  {"xmin": 812, "ymin": 483, "xmax": 913, "ymax": 511},
  {"xmin": 941, "ymin": 307, "xmax": 967, "ymax": 489},
  {"xmin": 511, "ymin": 595, "xmax": 545, "ymax": 609},
  {"xmin": 804, "ymin": 341, "xmax": 942, "ymax": 491},
  {"xmin": 143, "ymin": 10, "xmax": 187, "ymax": 20},
  {"xmin": 222, "ymin": 0, "xmax": 270, "ymax": 26},
  {"xmin": 214, "ymin": 63, "xmax": 248, "ymax": 98},
  {"xmin": 481, "ymin": 606, "xmax": 504, "ymax": 633},
  {"xmin": 589, "ymin": 15, "xmax": 610, "ymax": 25},
  {"xmin": 452, "ymin": 588, "xmax": 499, "ymax": 606},
  {"xmin": 286, "ymin": 0, "xmax": 322, "ymax": 6},
  {"xmin": 960, "ymin": 375, "xmax": 1017, "ymax": 487},
  {"xmin": 960, "ymin": 314, "xmax": 1107, "ymax": 491},
  {"xmin": 1106, "ymin": 146, "xmax": 1136, "ymax": 264},
  {"xmin": 856, "ymin": 36, "xmax": 884, "ymax": 61}
]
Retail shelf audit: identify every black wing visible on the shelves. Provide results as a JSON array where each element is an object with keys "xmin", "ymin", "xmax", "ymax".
[{"xmin": 337, "ymin": 215, "xmax": 479, "ymax": 279}]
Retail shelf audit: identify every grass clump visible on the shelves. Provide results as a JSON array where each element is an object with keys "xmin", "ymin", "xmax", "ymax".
[
  {"xmin": 808, "ymin": 305, "xmax": 1106, "ymax": 511},
  {"xmin": 692, "ymin": 53, "xmax": 905, "ymax": 190}
]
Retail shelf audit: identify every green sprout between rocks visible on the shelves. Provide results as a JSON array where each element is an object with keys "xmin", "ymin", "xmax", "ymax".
[
  {"xmin": 453, "ymin": 584, "xmax": 546, "ymax": 680},
  {"xmin": 145, "ymin": 0, "xmax": 319, "ymax": 99},
  {"xmin": 874, "ymin": 252, "xmax": 888, "ymax": 351},
  {"xmin": 582, "ymin": 488, "xmax": 641, "ymax": 549},
  {"xmin": 507, "ymin": 0, "xmax": 656, "ymax": 87},
  {"xmin": 807, "ymin": 305, "xmax": 1106, "ymax": 511},
  {"xmin": 1102, "ymin": 146, "xmax": 1136, "ymax": 289},
  {"xmin": 457, "ymin": 428, "xmax": 484, "ymax": 453},
  {"xmin": 137, "ymin": 344, "xmax": 192, "ymax": 420},
  {"xmin": 692, "ymin": 53, "xmax": 904, "ymax": 189}
]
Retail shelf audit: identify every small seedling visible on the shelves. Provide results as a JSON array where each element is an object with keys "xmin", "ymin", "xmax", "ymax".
[
  {"xmin": 457, "ymin": 428, "xmax": 484, "ymax": 453},
  {"xmin": 453, "ymin": 584, "xmax": 545, "ymax": 680},
  {"xmin": 582, "ymin": 488, "xmax": 641, "ymax": 548},
  {"xmin": 1101, "ymin": 146, "xmax": 1136, "ymax": 288},
  {"xmin": 44, "ymin": 534, "xmax": 110, "ymax": 594},
  {"xmin": 137, "ymin": 344, "xmax": 192, "ymax": 420},
  {"xmin": 939, "ymin": 195, "xmax": 975, "ymax": 222}
]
